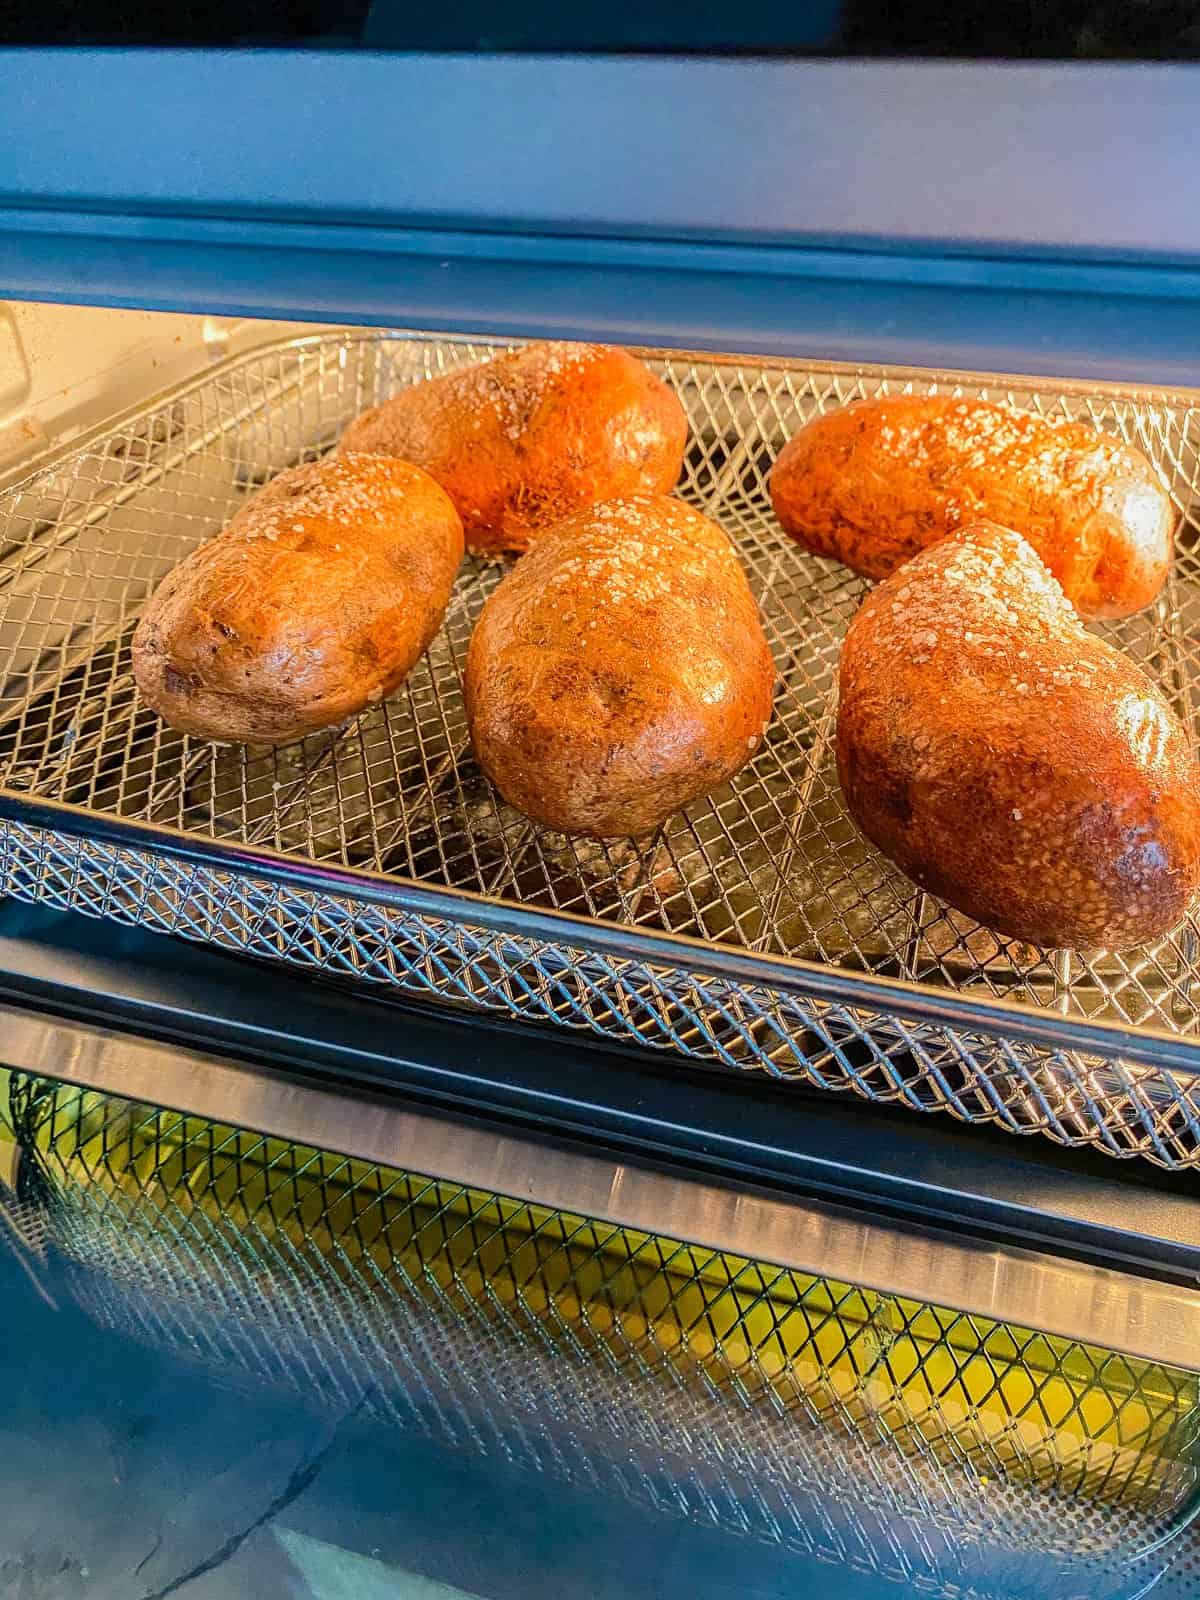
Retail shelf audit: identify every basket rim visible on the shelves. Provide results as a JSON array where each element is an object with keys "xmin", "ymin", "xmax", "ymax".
[{"xmin": 5, "ymin": 788, "xmax": 1200, "ymax": 1079}]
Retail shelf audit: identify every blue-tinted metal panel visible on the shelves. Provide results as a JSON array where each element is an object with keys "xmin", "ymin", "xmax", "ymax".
[
  {"xmin": 2, "ymin": 52, "xmax": 1199, "ymax": 254},
  {"xmin": 0, "ymin": 51, "xmax": 1198, "ymax": 379},
  {"xmin": 4, "ymin": 215, "xmax": 1199, "ymax": 384}
]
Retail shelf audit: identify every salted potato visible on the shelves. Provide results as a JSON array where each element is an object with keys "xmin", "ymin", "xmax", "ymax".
[
  {"xmin": 837, "ymin": 521, "xmax": 1200, "ymax": 949},
  {"xmin": 465, "ymin": 495, "xmax": 775, "ymax": 839},
  {"xmin": 340, "ymin": 341, "xmax": 687, "ymax": 557},
  {"xmin": 771, "ymin": 394, "xmax": 1173, "ymax": 619},
  {"xmin": 133, "ymin": 453, "xmax": 463, "ymax": 745}
]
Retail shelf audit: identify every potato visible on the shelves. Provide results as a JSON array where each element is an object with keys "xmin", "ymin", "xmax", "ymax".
[
  {"xmin": 464, "ymin": 495, "xmax": 775, "ymax": 839},
  {"xmin": 132, "ymin": 453, "xmax": 463, "ymax": 745},
  {"xmin": 339, "ymin": 341, "xmax": 687, "ymax": 557},
  {"xmin": 770, "ymin": 394, "xmax": 1173, "ymax": 619},
  {"xmin": 837, "ymin": 521, "xmax": 1200, "ymax": 948}
]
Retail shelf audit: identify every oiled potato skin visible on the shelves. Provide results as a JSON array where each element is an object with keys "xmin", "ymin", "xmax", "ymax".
[
  {"xmin": 132, "ymin": 453, "xmax": 464, "ymax": 745},
  {"xmin": 464, "ymin": 495, "xmax": 775, "ymax": 839},
  {"xmin": 339, "ymin": 342, "xmax": 687, "ymax": 557},
  {"xmin": 770, "ymin": 394, "xmax": 1173, "ymax": 619},
  {"xmin": 837, "ymin": 521, "xmax": 1200, "ymax": 949}
]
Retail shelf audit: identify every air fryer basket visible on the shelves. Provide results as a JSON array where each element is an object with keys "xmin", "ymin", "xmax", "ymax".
[{"xmin": 2, "ymin": 331, "xmax": 1200, "ymax": 1165}]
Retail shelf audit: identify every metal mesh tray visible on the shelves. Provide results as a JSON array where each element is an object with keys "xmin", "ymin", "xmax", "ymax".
[
  {"xmin": 3, "ymin": 330, "xmax": 1200, "ymax": 1166},
  {"xmin": 10, "ymin": 1074, "xmax": 1200, "ymax": 1596}
]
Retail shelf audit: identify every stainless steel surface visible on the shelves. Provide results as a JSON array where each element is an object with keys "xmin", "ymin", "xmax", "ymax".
[
  {"xmin": 9, "ymin": 1069, "xmax": 1200, "ymax": 1598},
  {"xmin": 2, "ymin": 330, "xmax": 1200, "ymax": 1165},
  {"xmin": 2, "ymin": 998, "xmax": 1198, "ymax": 1374}
]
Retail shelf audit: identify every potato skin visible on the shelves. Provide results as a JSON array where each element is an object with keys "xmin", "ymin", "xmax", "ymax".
[
  {"xmin": 836, "ymin": 521, "xmax": 1200, "ymax": 949},
  {"xmin": 132, "ymin": 453, "xmax": 464, "ymax": 745},
  {"xmin": 464, "ymin": 496, "xmax": 775, "ymax": 839},
  {"xmin": 770, "ymin": 394, "xmax": 1173, "ymax": 619},
  {"xmin": 339, "ymin": 342, "xmax": 687, "ymax": 558}
]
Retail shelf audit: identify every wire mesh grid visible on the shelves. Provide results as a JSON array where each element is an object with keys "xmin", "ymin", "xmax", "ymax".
[
  {"xmin": 10, "ymin": 1072, "xmax": 1200, "ymax": 1598},
  {"xmin": 3, "ymin": 331, "xmax": 1200, "ymax": 1164}
]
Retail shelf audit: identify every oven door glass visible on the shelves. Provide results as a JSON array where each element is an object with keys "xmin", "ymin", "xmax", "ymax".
[{"xmin": 2, "ymin": 1069, "xmax": 1197, "ymax": 1599}]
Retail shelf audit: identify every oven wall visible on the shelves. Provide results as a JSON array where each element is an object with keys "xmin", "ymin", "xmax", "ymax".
[{"xmin": 0, "ymin": 303, "xmax": 312, "ymax": 476}]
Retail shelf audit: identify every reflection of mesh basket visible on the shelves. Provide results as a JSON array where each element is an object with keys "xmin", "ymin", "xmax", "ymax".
[{"xmin": 11, "ymin": 1075, "xmax": 1199, "ymax": 1595}]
